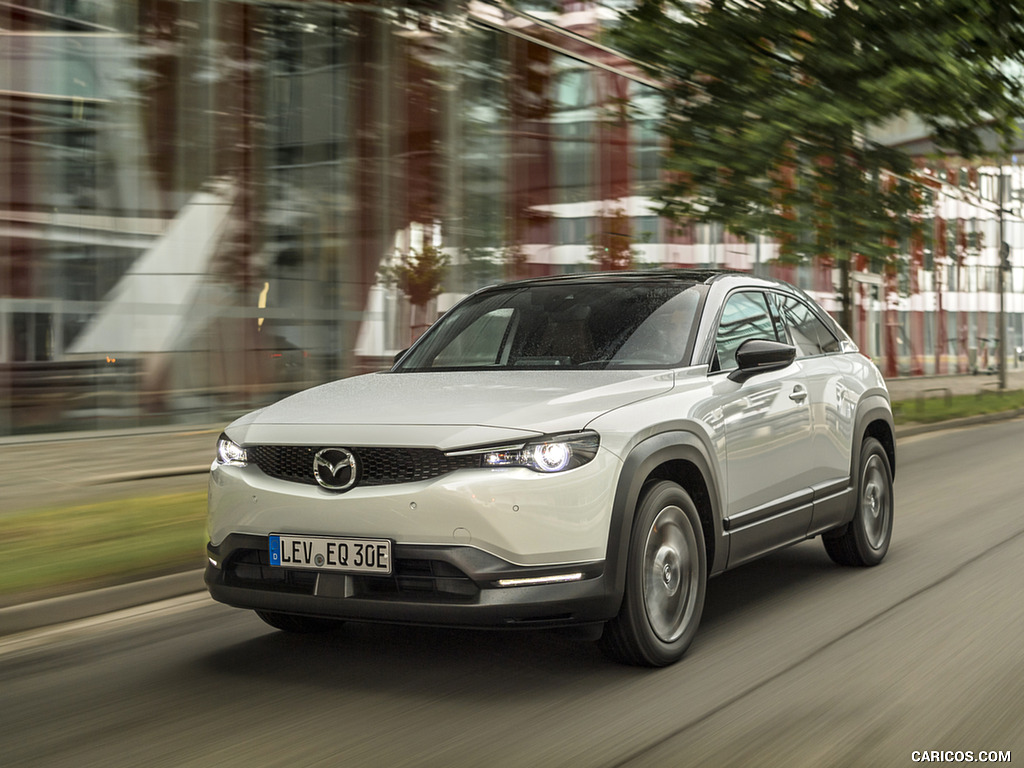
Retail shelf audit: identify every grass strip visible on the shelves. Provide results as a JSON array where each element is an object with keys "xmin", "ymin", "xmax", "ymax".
[
  {"xmin": 892, "ymin": 388, "xmax": 1024, "ymax": 425},
  {"xmin": 0, "ymin": 491, "xmax": 207, "ymax": 601}
]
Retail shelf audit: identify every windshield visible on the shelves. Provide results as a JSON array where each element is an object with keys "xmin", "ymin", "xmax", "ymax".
[{"xmin": 395, "ymin": 280, "xmax": 703, "ymax": 371}]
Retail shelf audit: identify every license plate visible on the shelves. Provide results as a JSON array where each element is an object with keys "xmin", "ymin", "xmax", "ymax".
[{"xmin": 269, "ymin": 534, "xmax": 392, "ymax": 575}]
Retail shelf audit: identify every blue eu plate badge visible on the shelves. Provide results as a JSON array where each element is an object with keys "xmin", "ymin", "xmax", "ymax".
[{"xmin": 269, "ymin": 535, "xmax": 282, "ymax": 565}]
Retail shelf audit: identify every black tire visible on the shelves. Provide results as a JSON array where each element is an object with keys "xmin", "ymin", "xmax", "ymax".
[
  {"xmin": 823, "ymin": 436, "xmax": 893, "ymax": 567},
  {"xmin": 599, "ymin": 480, "xmax": 707, "ymax": 667},
  {"xmin": 254, "ymin": 610, "xmax": 344, "ymax": 634}
]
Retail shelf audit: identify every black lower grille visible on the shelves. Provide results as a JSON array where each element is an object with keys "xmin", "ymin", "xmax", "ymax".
[
  {"xmin": 248, "ymin": 445, "xmax": 481, "ymax": 488},
  {"xmin": 223, "ymin": 548, "xmax": 479, "ymax": 603},
  {"xmin": 224, "ymin": 548, "xmax": 318, "ymax": 594}
]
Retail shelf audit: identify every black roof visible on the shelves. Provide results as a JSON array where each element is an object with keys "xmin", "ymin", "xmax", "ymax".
[{"xmin": 487, "ymin": 268, "xmax": 746, "ymax": 290}]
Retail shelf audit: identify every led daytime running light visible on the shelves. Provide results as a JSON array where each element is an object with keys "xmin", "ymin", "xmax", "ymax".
[
  {"xmin": 497, "ymin": 572, "xmax": 584, "ymax": 587},
  {"xmin": 484, "ymin": 448, "xmax": 528, "ymax": 467}
]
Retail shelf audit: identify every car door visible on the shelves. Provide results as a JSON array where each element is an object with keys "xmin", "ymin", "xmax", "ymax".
[
  {"xmin": 707, "ymin": 290, "xmax": 814, "ymax": 566},
  {"xmin": 768, "ymin": 290, "xmax": 857, "ymax": 534}
]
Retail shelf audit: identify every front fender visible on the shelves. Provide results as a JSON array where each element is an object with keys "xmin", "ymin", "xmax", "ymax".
[{"xmin": 605, "ymin": 431, "xmax": 726, "ymax": 606}]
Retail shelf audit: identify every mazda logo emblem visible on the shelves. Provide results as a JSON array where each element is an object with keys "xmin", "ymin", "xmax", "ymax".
[{"xmin": 313, "ymin": 447, "xmax": 358, "ymax": 491}]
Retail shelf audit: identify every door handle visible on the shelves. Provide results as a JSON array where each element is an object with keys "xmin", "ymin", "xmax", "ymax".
[{"xmin": 789, "ymin": 386, "xmax": 808, "ymax": 403}]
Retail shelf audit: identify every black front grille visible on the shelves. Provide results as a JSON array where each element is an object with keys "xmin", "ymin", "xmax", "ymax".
[
  {"xmin": 223, "ymin": 548, "xmax": 479, "ymax": 602},
  {"xmin": 249, "ymin": 445, "xmax": 482, "ymax": 489}
]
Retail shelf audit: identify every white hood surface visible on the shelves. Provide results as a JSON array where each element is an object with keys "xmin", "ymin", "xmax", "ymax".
[{"xmin": 231, "ymin": 369, "xmax": 674, "ymax": 450}]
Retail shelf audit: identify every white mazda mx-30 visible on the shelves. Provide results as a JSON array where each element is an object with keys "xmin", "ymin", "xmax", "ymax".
[{"xmin": 206, "ymin": 270, "xmax": 894, "ymax": 666}]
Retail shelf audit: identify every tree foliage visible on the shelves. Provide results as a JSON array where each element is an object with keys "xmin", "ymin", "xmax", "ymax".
[
  {"xmin": 384, "ymin": 242, "xmax": 449, "ymax": 308},
  {"xmin": 614, "ymin": 0, "xmax": 1024, "ymax": 323},
  {"xmin": 588, "ymin": 207, "xmax": 644, "ymax": 270}
]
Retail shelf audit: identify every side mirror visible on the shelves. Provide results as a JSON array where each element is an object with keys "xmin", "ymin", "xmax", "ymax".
[
  {"xmin": 728, "ymin": 339, "xmax": 796, "ymax": 383},
  {"xmin": 392, "ymin": 348, "xmax": 409, "ymax": 366}
]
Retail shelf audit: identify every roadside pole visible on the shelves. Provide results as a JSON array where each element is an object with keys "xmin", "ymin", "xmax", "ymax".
[{"xmin": 998, "ymin": 169, "xmax": 1008, "ymax": 391}]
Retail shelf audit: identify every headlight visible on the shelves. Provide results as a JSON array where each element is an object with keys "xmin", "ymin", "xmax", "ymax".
[
  {"xmin": 447, "ymin": 431, "xmax": 599, "ymax": 473},
  {"xmin": 216, "ymin": 434, "xmax": 248, "ymax": 467}
]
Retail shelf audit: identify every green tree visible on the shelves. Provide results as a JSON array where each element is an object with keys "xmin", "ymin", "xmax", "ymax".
[
  {"xmin": 388, "ymin": 243, "xmax": 449, "ymax": 308},
  {"xmin": 383, "ymin": 242, "xmax": 450, "ymax": 342},
  {"xmin": 588, "ymin": 207, "xmax": 645, "ymax": 271},
  {"xmin": 614, "ymin": 0, "xmax": 1024, "ymax": 330}
]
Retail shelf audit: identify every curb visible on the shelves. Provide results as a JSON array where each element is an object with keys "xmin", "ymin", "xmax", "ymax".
[
  {"xmin": 0, "ymin": 569, "xmax": 206, "ymax": 638},
  {"xmin": 894, "ymin": 407, "xmax": 1024, "ymax": 438},
  {"xmin": 88, "ymin": 465, "xmax": 210, "ymax": 484}
]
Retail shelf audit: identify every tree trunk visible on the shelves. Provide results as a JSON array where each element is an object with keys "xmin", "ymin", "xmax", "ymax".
[{"xmin": 838, "ymin": 255, "xmax": 853, "ymax": 335}]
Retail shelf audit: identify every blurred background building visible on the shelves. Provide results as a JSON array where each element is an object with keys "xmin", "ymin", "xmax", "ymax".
[{"xmin": 1, "ymin": 0, "xmax": 1023, "ymax": 436}]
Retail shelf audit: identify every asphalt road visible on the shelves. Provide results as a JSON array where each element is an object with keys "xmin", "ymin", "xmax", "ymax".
[{"xmin": 1, "ymin": 420, "xmax": 1021, "ymax": 768}]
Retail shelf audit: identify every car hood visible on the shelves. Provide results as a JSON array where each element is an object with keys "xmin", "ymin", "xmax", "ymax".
[{"xmin": 228, "ymin": 370, "xmax": 674, "ymax": 450}]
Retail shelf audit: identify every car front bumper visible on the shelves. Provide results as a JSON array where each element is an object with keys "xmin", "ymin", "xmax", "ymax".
[
  {"xmin": 207, "ymin": 448, "xmax": 622, "ymax": 566},
  {"xmin": 205, "ymin": 534, "xmax": 620, "ymax": 628}
]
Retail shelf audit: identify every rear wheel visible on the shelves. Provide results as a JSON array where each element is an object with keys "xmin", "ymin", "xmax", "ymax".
[
  {"xmin": 823, "ymin": 436, "xmax": 893, "ymax": 566},
  {"xmin": 600, "ymin": 480, "xmax": 706, "ymax": 667},
  {"xmin": 254, "ymin": 610, "xmax": 344, "ymax": 634}
]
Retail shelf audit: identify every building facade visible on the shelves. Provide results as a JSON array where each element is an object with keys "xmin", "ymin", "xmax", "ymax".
[{"xmin": 1, "ymin": 0, "xmax": 1022, "ymax": 435}]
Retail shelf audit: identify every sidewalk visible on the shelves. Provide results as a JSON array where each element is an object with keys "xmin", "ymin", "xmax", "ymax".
[
  {"xmin": 0, "ymin": 425, "xmax": 217, "ymax": 516},
  {"xmin": 883, "ymin": 366, "xmax": 1024, "ymax": 402}
]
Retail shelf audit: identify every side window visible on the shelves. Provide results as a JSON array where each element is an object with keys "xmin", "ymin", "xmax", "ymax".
[
  {"xmin": 713, "ymin": 292, "xmax": 778, "ymax": 371},
  {"xmin": 772, "ymin": 293, "xmax": 840, "ymax": 357}
]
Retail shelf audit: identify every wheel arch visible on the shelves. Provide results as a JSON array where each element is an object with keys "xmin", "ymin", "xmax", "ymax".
[
  {"xmin": 606, "ymin": 432, "xmax": 726, "ymax": 606},
  {"xmin": 823, "ymin": 397, "xmax": 896, "ymax": 566},
  {"xmin": 825, "ymin": 394, "xmax": 896, "ymax": 535},
  {"xmin": 853, "ymin": 395, "xmax": 896, "ymax": 481}
]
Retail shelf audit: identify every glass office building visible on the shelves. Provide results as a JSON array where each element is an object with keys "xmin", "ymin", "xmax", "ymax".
[
  {"xmin": 1, "ymin": 1, "xmax": 1022, "ymax": 435},
  {"xmin": 0, "ymin": 1, "xmax": 663, "ymax": 433}
]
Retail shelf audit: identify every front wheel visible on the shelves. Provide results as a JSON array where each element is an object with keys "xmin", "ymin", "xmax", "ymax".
[
  {"xmin": 599, "ymin": 480, "xmax": 706, "ymax": 667},
  {"xmin": 823, "ymin": 436, "xmax": 893, "ymax": 566}
]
